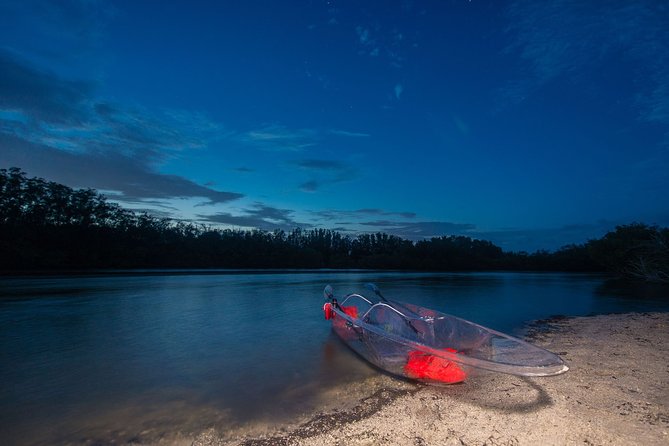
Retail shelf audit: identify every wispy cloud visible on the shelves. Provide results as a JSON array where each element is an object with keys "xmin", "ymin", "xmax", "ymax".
[
  {"xmin": 502, "ymin": 0, "xmax": 669, "ymax": 126},
  {"xmin": 0, "ymin": 50, "xmax": 243, "ymax": 205},
  {"xmin": 394, "ymin": 83, "xmax": 403, "ymax": 100},
  {"xmin": 0, "ymin": 49, "xmax": 92, "ymax": 125},
  {"xmin": 0, "ymin": 1, "xmax": 114, "ymax": 78},
  {"xmin": 240, "ymin": 124, "xmax": 318, "ymax": 151},
  {"xmin": 501, "ymin": 0, "xmax": 669, "ymax": 195},
  {"xmin": 355, "ymin": 25, "xmax": 381, "ymax": 59},
  {"xmin": 292, "ymin": 159, "xmax": 348, "ymax": 171},
  {"xmin": 356, "ymin": 26, "xmax": 372, "ymax": 46},
  {"xmin": 314, "ymin": 208, "xmax": 417, "ymax": 220},
  {"xmin": 198, "ymin": 203, "xmax": 312, "ymax": 231},
  {"xmin": 239, "ymin": 125, "xmax": 371, "ymax": 152},
  {"xmin": 299, "ymin": 180, "xmax": 319, "ymax": 193},
  {"xmin": 329, "ymin": 129, "xmax": 371, "ymax": 138},
  {"xmin": 291, "ymin": 158, "xmax": 358, "ymax": 192},
  {"xmin": 452, "ymin": 116, "xmax": 469, "ymax": 135},
  {"xmin": 354, "ymin": 20, "xmax": 411, "ymax": 67},
  {"xmin": 357, "ymin": 208, "xmax": 416, "ymax": 219}
]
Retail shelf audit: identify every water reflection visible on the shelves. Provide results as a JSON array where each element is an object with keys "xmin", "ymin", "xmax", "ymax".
[{"xmin": 0, "ymin": 271, "xmax": 667, "ymax": 445}]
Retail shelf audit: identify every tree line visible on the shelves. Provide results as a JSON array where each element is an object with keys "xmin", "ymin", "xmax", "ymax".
[{"xmin": 1, "ymin": 167, "xmax": 667, "ymax": 281}]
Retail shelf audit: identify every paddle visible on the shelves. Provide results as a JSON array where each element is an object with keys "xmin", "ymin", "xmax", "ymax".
[
  {"xmin": 323, "ymin": 284, "xmax": 342, "ymax": 310},
  {"xmin": 323, "ymin": 284, "xmax": 335, "ymax": 301},
  {"xmin": 365, "ymin": 282, "xmax": 389, "ymax": 303}
]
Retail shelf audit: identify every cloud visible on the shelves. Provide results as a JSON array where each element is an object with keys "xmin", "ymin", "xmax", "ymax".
[
  {"xmin": 290, "ymin": 158, "xmax": 358, "ymax": 193},
  {"xmin": 394, "ymin": 83, "xmax": 403, "ymax": 100},
  {"xmin": 356, "ymin": 208, "xmax": 417, "ymax": 219},
  {"xmin": 314, "ymin": 208, "xmax": 417, "ymax": 220},
  {"xmin": 0, "ymin": 1, "xmax": 113, "ymax": 78},
  {"xmin": 292, "ymin": 159, "xmax": 349, "ymax": 171},
  {"xmin": 354, "ymin": 21, "xmax": 411, "ymax": 66},
  {"xmin": 329, "ymin": 129, "xmax": 371, "ymax": 137},
  {"xmin": 299, "ymin": 180, "xmax": 319, "ymax": 193},
  {"xmin": 239, "ymin": 125, "xmax": 371, "ymax": 152},
  {"xmin": 452, "ymin": 116, "xmax": 469, "ymax": 135},
  {"xmin": 1, "ymin": 134, "xmax": 243, "ymax": 205},
  {"xmin": 0, "ymin": 49, "xmax": 92, "ymax": 125},
  {"xmin": 129, "ymin": 208, "xmax": 177, "ymax": 219},
  {"xmin": 0, "ymin": 51, "xmax": 243, "ymax": 205},
  {"xmin": 356, "ymin": 26, "xmax": 371, "ymax": 45},
  {"xmin": 198, "ymin": 204, "xmax": 311, "ymax": 231},
  {"xmin": 501, "ymin": 0, "xmax": 669, "ymax": 193},
  {"xmin": 240, "ymin": 124, "xmax": 318, "ymax": 151},
  {"xmin": 502, "ymin": 0, "xmax": 669, "ymax": 126}
]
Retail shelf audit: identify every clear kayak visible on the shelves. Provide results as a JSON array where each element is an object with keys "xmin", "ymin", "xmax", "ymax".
[{"xmin": 322, "ymin": 284, "xmax": 568, "ymax": 384}]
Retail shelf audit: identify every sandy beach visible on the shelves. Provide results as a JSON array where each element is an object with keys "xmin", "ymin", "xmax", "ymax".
[{"xmin": 192, "ymin": 312, "xmax": 669, "ymax": 446}]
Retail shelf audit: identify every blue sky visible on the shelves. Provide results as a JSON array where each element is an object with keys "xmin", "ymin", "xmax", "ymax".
[{"xmin": 1, "ymin": 0, "xmax": 668, "ymax": 252}]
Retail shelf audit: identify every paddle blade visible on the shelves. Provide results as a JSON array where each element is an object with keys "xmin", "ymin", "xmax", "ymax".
[
  {"xmin": 365, "ymin": 283, "xmax": 386, "ymax": 301},
  {"xmin": 323, "ymin": 284, "xmax": 334, "ymax": 300},
  {"xmin": 365, "ymin": 283, "xmax": 378, "ymax": 293}
]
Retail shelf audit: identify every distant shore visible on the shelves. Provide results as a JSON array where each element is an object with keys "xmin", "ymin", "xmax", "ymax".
[
  {"xmin": 0, "ymin": 268, "xmax": 607, "ymax": 276},
  {"xmin": 194, "ymin": 312, "xmax": 669, "ymax": 446}
]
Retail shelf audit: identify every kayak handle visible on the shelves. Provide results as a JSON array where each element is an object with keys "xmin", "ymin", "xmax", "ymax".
[
  {"xmin": 340, "ymin": 293, "xmax": 374, "ymax": 306},
  {"xmin": 361, "ymin": 302, "xmax": 413, "ymax": 321}
]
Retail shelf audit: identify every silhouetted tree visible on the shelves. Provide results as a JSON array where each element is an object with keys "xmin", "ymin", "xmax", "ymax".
[
  {"xmin": 587, "ymin": 224, "xmax": 669, "ymax": 282},
  {"xmin": 1, "ymin": 167, "xmax": 666, "ymax": 279}
]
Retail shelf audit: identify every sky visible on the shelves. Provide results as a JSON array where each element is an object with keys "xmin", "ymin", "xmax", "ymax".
[{"xmin": 1, "ymin": 0, "xmax": 668, "ymax": 252}]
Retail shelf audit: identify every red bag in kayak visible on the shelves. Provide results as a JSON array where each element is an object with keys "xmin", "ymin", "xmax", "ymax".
[{"xmin": 404, "ymin": 348, "xmax": 466, "ymax": 384}]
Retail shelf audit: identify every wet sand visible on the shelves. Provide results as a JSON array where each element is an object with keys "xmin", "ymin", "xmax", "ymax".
[{"xmin": 192, "ymin": 312, "xmax": 669, "ymax": 446}]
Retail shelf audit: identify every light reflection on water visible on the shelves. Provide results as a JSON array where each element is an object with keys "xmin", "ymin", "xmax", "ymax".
[{"xmin": 0, "ymin": 271, "xmax": 667, "ymax": 445}]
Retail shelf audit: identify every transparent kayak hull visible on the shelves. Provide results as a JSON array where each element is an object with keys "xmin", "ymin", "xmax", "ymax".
[{"xmin": 324, "ymin": 292, "xmax": 568, "ymax": 384}]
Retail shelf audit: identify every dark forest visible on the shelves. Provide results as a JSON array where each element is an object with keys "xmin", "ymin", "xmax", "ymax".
[{"xmin": 1, "ymin": 168, "xmax": 667, "ymax": 281}]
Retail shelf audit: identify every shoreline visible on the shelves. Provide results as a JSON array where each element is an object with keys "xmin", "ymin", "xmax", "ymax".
[
  {"xmin": 0, "ymin": 269, "xmax": 610, "ymax": 278},
  {"xmin": 195, "ymin": 312, "xmax": 669, "ymax": 446}
]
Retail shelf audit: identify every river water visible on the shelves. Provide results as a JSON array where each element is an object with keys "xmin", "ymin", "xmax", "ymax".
[{"xmin": 1, "ymin": 271, "xmax": 668, "ymax": 445}]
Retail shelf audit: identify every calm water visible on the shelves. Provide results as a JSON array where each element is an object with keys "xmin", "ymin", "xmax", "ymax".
[{"xmin": 1, "ymin": 271, "xmax": 668, "ymax": 445}]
